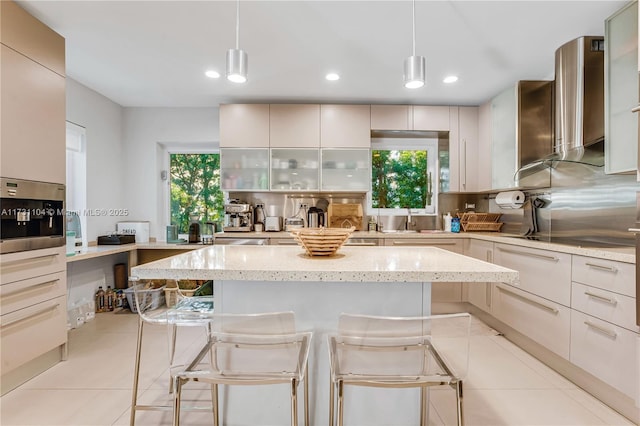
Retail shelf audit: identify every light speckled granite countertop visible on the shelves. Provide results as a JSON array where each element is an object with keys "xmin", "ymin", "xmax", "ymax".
[{"xmin": 131, "ymin": 245, "xmax": 519, "ymax": 283}]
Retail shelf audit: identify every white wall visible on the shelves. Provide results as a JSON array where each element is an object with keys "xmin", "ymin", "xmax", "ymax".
[
  {"xmin": 122, "ymin": 107, "xmax": 219, "ymax": 240},
  {"xmin": 66, "ymin": 78, "xmax": 125, "ymax": 241}
]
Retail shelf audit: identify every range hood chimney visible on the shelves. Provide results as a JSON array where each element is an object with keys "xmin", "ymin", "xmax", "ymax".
[
  {"xmin": 516, "ymin": 36, "xmax": 605, "ymax": 180},
  {"xmin": 554, "ymin": 36, "xmax": 605, "ymax": 161}
]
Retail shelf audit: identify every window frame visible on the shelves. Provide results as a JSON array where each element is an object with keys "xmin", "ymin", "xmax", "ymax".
[
  {"xmin": 159, "ymin": 142, "xmax": 221, "ymax": 239},
  {"xmin": 367, "ymin": 137, "xmax": 439, "ymax": 217}
]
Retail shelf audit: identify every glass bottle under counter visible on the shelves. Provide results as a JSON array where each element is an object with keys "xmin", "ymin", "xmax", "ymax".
[
  {"xmin": 321, "ymin": 148, "xmax": 370, "ymax": 191},
  {"xmin": 220, "ymin": 148, "xmax": 269, "ymax": 191},
  {"xmin": 270, "ymin": 148, "xmax": 319, "ymax": 191}
]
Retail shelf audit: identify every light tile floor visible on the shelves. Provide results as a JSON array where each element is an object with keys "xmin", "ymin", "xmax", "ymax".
[{"xmin": 0, "ymin": 312, "xmax": 636, "ymax": 426}]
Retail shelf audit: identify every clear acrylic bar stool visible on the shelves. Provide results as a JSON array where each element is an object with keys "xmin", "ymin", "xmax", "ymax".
[
  {"xmin": 172, "ymin": 311, "xmax": 312, "ymax": 426},
  {"xmin": 328, "ymin": 312, "xmax": 471, "ymax": 426},
  {"xmin": 128, "ymin": 277, "xmax": 215, "ymax": 426}
]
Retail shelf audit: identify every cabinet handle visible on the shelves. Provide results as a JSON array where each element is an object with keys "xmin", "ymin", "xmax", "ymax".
[
  {"xmin": 584, "ymin": 291, "xmax": 618, "ymax": 306},
  {"xmin": 584, "ymin": 262, "xmax": 618, "ymax": 273},
  {"xmin": 273, "ymin": 240, "xmax": 298, "ymax": 245},
  {"xmin": 631, "ymin": 104, "xmax": 640, "ymax": 113},
  {"xmin": 496, "ymin": 285, "xmax": 559, "ymax": 314},
  {"xmin": 584, "ymin": 320, "xmax": 617, "ymax": 339},
  {"xmin": 461, "ymin": 138, "xmax": 467, "ymax": 189},
  {"xmin": 2, "ymin": 252, "xmax": 60, "ymax": 267},
  {"xmin": 627, "ymin": 228, "xmax": 640, "ymax": 233},
  {"xmin": 1, "ymin": 304, "xmax": 60, "ymax": 329},
  {"xmin": 1, "ymin": 278, "xmax": 60, "ymax": 297},
  {"xmin": 498, "ymin": 247, "xmax": 559, "ymax": 262},
  {"xmin": 392, "ymin": 241, "xmax": 458, "ymax": 246},
  {"xmin": 344, "ymin": 242, "xmax": 378, "ymax": 246}
]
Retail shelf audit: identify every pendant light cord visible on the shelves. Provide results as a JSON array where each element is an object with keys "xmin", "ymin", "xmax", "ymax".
[
  {"xmin": 411, "ymin": 0, "xmax": 416, "ymax": 56},
  {"xmin": 235, "ymin": 0, "xmax": 240, "ymax": 49}
]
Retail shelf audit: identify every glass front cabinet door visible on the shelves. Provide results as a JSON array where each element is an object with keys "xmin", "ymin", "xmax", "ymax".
[
  {"xmin": 220, "ymin": 148, "xmax": 269, "ymax": 191},
  {"xmin": 321, "ymin": 149, "xmax": 370, "ymax": 191},
  {"xmin": 270, "ymin": 148, "xmax": 320, "ymax": 191}
]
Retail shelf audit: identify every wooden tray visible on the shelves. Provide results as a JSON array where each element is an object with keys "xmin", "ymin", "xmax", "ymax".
[
  {"xmin": 327, "ymin": 203, "xmax": 363, "ymax": 230},
  {"xmin": 461, "ymin": 222, "xmax": 504, "ymax": 232},
  {"xmin": 290, "ymin": 227, "xmax": 355, "ymax": 256}
]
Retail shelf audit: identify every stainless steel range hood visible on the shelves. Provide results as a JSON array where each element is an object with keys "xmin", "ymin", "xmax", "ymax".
[{"xmin": 516, "ymin": 36, "xmax": 605, "ymax": 180}]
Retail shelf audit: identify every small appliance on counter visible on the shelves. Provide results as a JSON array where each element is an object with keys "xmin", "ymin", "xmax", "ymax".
[
  {"xmin": 307, "ymin": 207, "xmax": 325, "ymax": 228},
  {"xmin": 265, "ymin": 216, "xmax": 282, "ymax": 232},
  {"xmin": 284, "ymin": 217, "xmax": 304, "ymax": 231},
  {"xmin": 188, "ymin": 214, "xmax": 201, "ymax": 243},
  {"xmin": 97, "ymin": 234, "xmax": 136, "ymax": 245},
  {"xmin": 223, "ymin": 201, "xmax": 253, "ymax": 232}
]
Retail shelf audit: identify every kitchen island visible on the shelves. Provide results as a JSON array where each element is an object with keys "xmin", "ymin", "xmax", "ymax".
[{"xmin": 132, "ymin": 245, "xmax": 518, "ymax": 426}]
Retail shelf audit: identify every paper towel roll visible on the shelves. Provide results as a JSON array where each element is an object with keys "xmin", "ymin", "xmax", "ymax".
[{"xmin": 495, "ymin": 190, "xmax": 525, "ymax": 209}]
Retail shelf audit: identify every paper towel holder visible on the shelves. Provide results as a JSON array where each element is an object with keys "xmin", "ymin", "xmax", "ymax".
[{"xmin": 495, "ymin": 190, "xmax": 525, "ymax": 209}]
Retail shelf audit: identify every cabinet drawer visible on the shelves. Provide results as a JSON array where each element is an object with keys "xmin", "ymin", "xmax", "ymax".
[
  {"xmin": 572, "ymin": 255, "xmax": 635, "ymax": 297},
  {"xmin": 384, "ymin": 239, "xmax": 463, "ymax": 252},
  {"xmin": 0, "ymin": 295, "xmax": 66, "ymax": 374},
  {"xmin": 570, "ymin": 310, "xmax": 639, "ymax": 399},
  {"xmin": 0, "ymin": 247, "xmax": 65, "ymax": 286},
  {"xmin": 0, "ymin": 271, "xmax": 66, "ymax": 316},
  {"xmin": 571, "ymin": 282, "xmax": 639, "ymax": 333},
  {"xmin": 494, "ymin": 244, "xmax": 571, "ymax": 306},
  {"xmin": 493, "ymin": 283, "xmax": 570, "ymax": 359}
]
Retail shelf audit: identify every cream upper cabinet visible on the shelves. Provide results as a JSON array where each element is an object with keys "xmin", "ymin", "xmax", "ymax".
[
  {"xmin": 370, "ymin": 105, "xmax": 411, "ymax": 130},
  {"xmin": 457, "ymin": 106, "xmax": 480, "ymax": 192},
  {"xmin": 270, "ymin": 104, "xmax": 320, "ymax": 147},
  {"xmin": 605, "ymin": 1, "xmax": 639, "ymax": 174},
  {"xmin": 412, "ymin": 106, "xmax": 450, "ymax": 131},
  {"xmin": 476, "ymin": 101, "xmax": 493, "ymax": 191},
  {"xmin": 320, "ymin": 105, "xmax": 371, "ymax": 148},
  {"xmin": 219, "ymin": 104, "xmax": 270, "ymax": 148}
]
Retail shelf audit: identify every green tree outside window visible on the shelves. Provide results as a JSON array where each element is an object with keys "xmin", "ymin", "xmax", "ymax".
[
  {"xmin": 371, "ymin": 150, "xmax": 431, "ymax": 209},
  {"xmin": 170, "ymin": 154, "xmax": 224, "ymax": 233}
]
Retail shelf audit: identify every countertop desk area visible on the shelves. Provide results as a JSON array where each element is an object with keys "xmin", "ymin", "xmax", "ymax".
[{"xmin": 132, "ymin": 245, "xmax": 518, "ymax": 426}]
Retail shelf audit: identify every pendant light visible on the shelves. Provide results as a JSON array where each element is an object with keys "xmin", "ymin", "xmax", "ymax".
[
  {"xmin": 226, "ymin": 0, "xmax": 247, "ymax": 83},
  {"xmin": 404, "ymin": 0, "xmax": 425, "ymax": 89}
]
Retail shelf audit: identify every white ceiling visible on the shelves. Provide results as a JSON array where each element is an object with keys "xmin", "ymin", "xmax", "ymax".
[{"xmin": 19, "ymin": 0, "xmax": 629, "ymax": 108}]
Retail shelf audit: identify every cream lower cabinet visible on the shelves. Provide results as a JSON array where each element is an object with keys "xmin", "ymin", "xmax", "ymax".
[
  {"xmin": 384, "ymin": 238, "xmax": 463, "ymax": 302},
  {"xmin": 492, "ymin": 243, "xmax": 572, "ymax": 359},
  {"xmin": 464, "ymin": 239, "xmax": 493, "ymax": 313},
  {"xmin": 0, "ymin": 246, "xmax": 67, "ymax": 379},
  {"xmin": 570, "ymin": 255, "xmax": 638, "ymax": 399}
]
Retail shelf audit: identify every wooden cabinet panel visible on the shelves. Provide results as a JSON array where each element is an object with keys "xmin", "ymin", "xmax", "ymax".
[
  {"xmin": 412, "ymin": 106, "xmax": 450, "ymax": 131},
  {"xmin": 0, "ymin": 45, "xmax": 66, "ymax": 184},
  {"xmin": 493, "ymin": 283, "xmax": 571, "ymax": 359},
  {"xmin": 0, "ymin": 295, "xmax": 66, "ymax": 374},
  {"xmin": 320, "ymin": 105, "xmax": 371, "ymax": 148},
  {"xmin": 0, "ymin": 271, "xmax": 65, "ymax": 315},
  {"xmin": 459, "ymin": 106, "xmax": 479, "ymax": 192},
  {"xmin": 370, "ymin": 105, "xmax": 411, "ymax": 130},
  {"xmin": 493, "ymin": 243, "xmax": 571, "ymax": 306},
  {"xmin": 571, "ymin": 282, "xmax": 639, "ymax": 333},
  {"xmin": 570, "ymin": 310, "xmax": 639, "ymax": 398},
  {"xmin": 0, "ymin": 0, "xmax": 65, "ymax": 76},
  {"xmin": 572, "ymin": 255, "xmax": 635, "ymax": 297},
  {"xmin": 219, "ymin": 104, "xmax": 270, "ymax": 148},
  {"xmin": 0, "ymin": 247, "xmax": 65, "ymax": 286},
  {"xmin": 270, "ymin": 104, "xmax": 320, "ymax": 147},
  {"xmin": 464, "ymin": 239, "xmax": 493, "ymax": 312}
]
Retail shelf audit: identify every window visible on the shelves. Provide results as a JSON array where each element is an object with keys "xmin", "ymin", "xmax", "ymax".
[
  {"xmin": 169, "ymin": 153, "xmax": 224, "ymax": 233},
  {"xmin": 369, "ymin": 137, "xmax": 438, "ymax": 215},
  {"xmin": 66, "ymin": 121, "xmax": 87, "ymax": 247}
]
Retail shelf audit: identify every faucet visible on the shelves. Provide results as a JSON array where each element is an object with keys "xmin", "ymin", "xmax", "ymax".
[{"xmin": 405, "ymin": 208, "xmax": 413, "ymax": 231}]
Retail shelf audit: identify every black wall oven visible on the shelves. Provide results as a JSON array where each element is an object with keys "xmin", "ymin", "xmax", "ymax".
[{"xmin": 0, "ymin": 177, "xmax": 65, "ymax": 254}]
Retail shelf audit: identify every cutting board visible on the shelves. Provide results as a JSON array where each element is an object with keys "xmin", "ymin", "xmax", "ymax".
[{"xmin": 327, "ymin": 203, "xmax": 363, "ymax": 230}]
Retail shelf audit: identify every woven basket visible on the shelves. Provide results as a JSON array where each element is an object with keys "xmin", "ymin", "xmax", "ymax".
[
  {"xmin": 290, "ymin": 227, "xmax": 355, "ymax": 256},
  {"xmin": 457, "ymin": 212, "xmax": 503, "ymax": 232}
]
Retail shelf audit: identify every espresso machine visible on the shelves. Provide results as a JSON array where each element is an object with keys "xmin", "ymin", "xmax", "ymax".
[{"xmin": 223, "ymin": 201, "xmax": 253, "ymax": 232}]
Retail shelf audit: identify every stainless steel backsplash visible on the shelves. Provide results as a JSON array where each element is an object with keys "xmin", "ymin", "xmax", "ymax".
[{"xmin": 440, "ymin": 162, "xmax": 639, "ymax": 247}]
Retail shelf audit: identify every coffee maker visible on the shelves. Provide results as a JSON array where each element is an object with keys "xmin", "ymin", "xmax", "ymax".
[{"xmin": 223, "ymin": 202, "xmax": 253, "ymax": 232}]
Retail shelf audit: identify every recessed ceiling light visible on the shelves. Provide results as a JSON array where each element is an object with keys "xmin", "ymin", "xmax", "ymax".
[
  {"xmin": 205, "ymin": 70, "xmax": 221, "ymax": 79},
  {"xmin": 325, "ymin": 73, "xmax": 340, "ymax": 81},
  {"xmin": 443, "ymin": 75, "xmax": 458, "ymax": 84}
]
